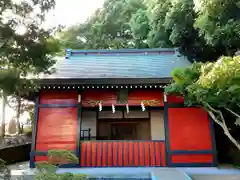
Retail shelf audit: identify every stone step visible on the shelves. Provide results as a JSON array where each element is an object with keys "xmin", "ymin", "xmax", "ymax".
[
  {"xmin": 151, "ymin": 168, "xmax": 192, "ymax": 180},
  {"xmin": 190, "ymin": 175, "xmax": 240, "ymax": 180}
]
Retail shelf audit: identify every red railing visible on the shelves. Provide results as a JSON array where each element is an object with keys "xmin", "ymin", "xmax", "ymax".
[{"xmin": 80, "ymin": 140, "xmax": 165, "ymax": 167}]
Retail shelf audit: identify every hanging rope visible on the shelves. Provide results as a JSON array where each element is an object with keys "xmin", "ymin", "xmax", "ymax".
[{"xmin": 141, "ymin": 101, "xmax": 145, "ymax": 111}]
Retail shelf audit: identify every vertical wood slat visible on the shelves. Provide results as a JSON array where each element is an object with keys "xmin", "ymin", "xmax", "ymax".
[
  {"xmin": 80, "ymin": 142, "xmax": 86, "ymax": 166},
  {"xmin": 144, "ymin": 142, "xmax": 150, "ymax": 166},
  {"xmin": 80, "ymin": 141, "xmax": 165, "ymax": 167},
  {"xmin": 91, "ymin": 142, "xmax": 96, "ymax": 167},
  {"xmin": 97, "ymin": 142, "xmax": 101, "ymax": 166},
  {"xmin": 108, "ymin": 142, "xmax": 112, "ymax": 166},
  {"xmin": 129, "ymin": 141, "xmax": 134, "ymax": 166},
  {"xmin": 102, "ymin": 142, "xmax": 107, "ymax": 167},
  {"xmin": 113, "ymin": 142, "xmax": 117, "ymax": 166},
  {"xmin": 150, "ymin": 141, "xmax": 155, "ymax": 166},
  {"xmin": 155, "ymin": 141, "xmax": 161, "ymax": 166},
  {"xmin": 118, "ymin": 141, "xmax": 123, "ymax": 166},
  {"xmin": 161, "ymin": 142, "xmax": 166, "ymax": 166},
  {"xmin": 86, "ymin": 143, "xmax": 91, "ymax": 167}
]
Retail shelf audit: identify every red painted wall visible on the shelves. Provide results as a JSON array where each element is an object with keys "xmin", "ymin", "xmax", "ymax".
[
  {"xmin": 167, "ymin": 95, "xmax": 184, "ymax": 103},
  {"xmin": 167, "ymin": 107, "xmax": 214, "ymax": 164},
  {"xmin": 40, "ymin": 91, "xmax": 78, "ymax": 104},
  {"xmin": 35, "ymin": 91, "xmax": 78, "ymax": 162},
  {"xmin": 171, "ymin": 154, "xmax": 213, "ymax": 163}
]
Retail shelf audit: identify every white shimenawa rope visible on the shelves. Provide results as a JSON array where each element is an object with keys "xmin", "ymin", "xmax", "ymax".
[
  {"xmin": 141, "ymin": 101, "xmax": 145, "ymax": 111},
  {"xmin": 112, "ymin": 104, "xmax": 115, "ymax": 113},
  {"xmin": 126, "ymin": 103, "xmax": 129, "ymax": 113},
  {"xmin": 99, "ymin": 102, "xmax": 102, "ymax": 111}
]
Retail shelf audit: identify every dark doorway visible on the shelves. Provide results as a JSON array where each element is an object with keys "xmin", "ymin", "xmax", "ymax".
[
  {"xmin": 97, "ymin": 119, "xmax": 150, "ymax": 140},
  {"xmin": 111, "ymin": 123, "xmax": 137, "ymax": 140}
]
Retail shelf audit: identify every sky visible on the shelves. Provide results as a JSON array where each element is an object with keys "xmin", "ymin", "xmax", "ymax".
[
  {"xmin": 0, "ymin": 0, "xmax": 105, "ymax": 126},
  {"xmin": 45, "ymin": 0, "xmax": 105, "ymax": 27}
]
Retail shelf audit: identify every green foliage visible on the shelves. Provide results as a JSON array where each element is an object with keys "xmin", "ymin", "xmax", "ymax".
[
  {"xmin": 147, "ymin": 0, "xmax": 172, "ymax": 48},
  {"xmin": 58, "ymin": 0, "xmax": 239, "ymax": 62},
  {"xmin": 35, "ymin": 173, "xmax": 61, "ymax": 180},
  {"xmin": 0, "ymin": 0, "xmax": 59, "ymax": 96},
  {"xmin": 166, "ymin": 56, "xmax": 240, "ymax": 150},
  {"xmin": 72, "ymin": 174, "xmax": 88, "ymax": 180},
  {"xmin": 48, "ymin": 149, "xmax": 79, "ymax": 164},
  {"xmin": 129, "ymin": 9, "xmax": 149, "ymax": 48},
  {"xmin": 0, "ymin": 0, "xmax": 59, "ymax": 137},
  {"xmin": 58, "ymin": 173, "xmax": 87, "ymax": 180},
  {"xmin": 35, "ymin": 151, "xmax": 87, "ymax": 180},
  {"xmin": 36, "ymin": 161, "xmax": 58, "ymax": 173},
  {"xmin": 195, "ymin": 0, "xmax": 240, "ymax": 56},
  {"xmin": 166, "ymin": 56, "xmax": 240, "ymax": 108}
]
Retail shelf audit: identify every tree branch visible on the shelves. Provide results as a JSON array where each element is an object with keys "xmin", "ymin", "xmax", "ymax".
[
  {"xmin": 208, "ymin": 108, "xmax": 240, "ymax": 150},
  {"xmin": 204, "ymin": 102, "xmax": 230, "ymax": 128},
  {"xmin": 204, "ymin": 102, "xmax": 219, "ymax": 113},
  {"xmin": 225, "ymin": 107, "xmax": 240, "ymax": 118},
  {"xmin": 204, "ymin": 102, "xmax": 226, "ymax": 124},
  {"xmin": 208, "ymin": 110, "xmax": 224, "ymax": 128}
]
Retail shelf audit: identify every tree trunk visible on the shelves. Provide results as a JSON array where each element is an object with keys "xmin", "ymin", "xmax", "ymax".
[
  {"xmin": 0, "ymin": 93, "xmax": 7, "ymax": 137},
  {"xmin": 208, "ymin": 110, "xmax": 240, "ymax": 151},
  {"xmin": 16, "ymin": 97, "xmax": 22, "ymax": 134}
]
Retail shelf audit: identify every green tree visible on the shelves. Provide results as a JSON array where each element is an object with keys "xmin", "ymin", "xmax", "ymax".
[
  {"xmin": 0, "ymin": 0, "xmax": 60, "ymax": 136},
  {"xmin": 57, "ymin": 0, "xmax": 239, "ymax": 62},
  {"xmin": 58, "ymin": 0, "xmax": 147, "ymax": 50},
  {"xmin": 195, "ymin": 0, "xmax": 240, "ymax": 56},
  {"xmin": 146, "ymin": 0, "xmax": 172, "ymax": 48},
  {"xmin": 165, "ymin": 56, "xmax": 240, "ymax": 150},
  {"xmin": 129, "ymin": 8, "xmax": 149, "ymax": 48},
  {"xmin": 0, "ymin": 0, "xmax": 59, "ymax": 95},
  {"xmin": 164, "ymin": 0, "xmax": 223, "ymax": 62}
]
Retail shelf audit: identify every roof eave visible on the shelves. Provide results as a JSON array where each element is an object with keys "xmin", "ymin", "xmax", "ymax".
[{"xmin": 37, "ymin": 77, "xmax": 172, "ymax": 85}]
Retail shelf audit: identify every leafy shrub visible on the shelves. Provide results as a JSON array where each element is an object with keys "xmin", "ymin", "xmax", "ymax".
[
  {"xmin": 72, "ymin": 174, "xmax": 88, "ymax": 180},
  {"xmin": 36, "ymin": 161, "xmax": 58, "ymax": 173},
  {"xmin": 34, "ymin": 150, "xmax": 87, "ymax": 180},
  {"xmin": 48, "ymin": 149, "xmax": 79, "ymax": 164},
  {"xmin": 35, "ymin": 173, "xmax": 61, "ymax": 180}
]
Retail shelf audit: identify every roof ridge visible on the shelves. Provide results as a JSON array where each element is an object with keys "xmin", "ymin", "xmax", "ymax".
[{"xmin": 65, "ymin": 48, "xmax": 178, "ymax": 59}]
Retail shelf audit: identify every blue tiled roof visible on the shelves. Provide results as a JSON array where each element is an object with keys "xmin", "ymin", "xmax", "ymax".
[{"xmin": 42, "ymin": 48, "xmax": 191, "ymax": 79}]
